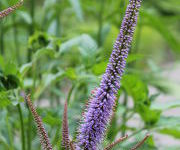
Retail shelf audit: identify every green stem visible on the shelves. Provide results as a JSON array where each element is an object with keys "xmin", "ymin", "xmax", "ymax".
[
  {"xmin": 6, "ymin": 113, "xmax": 14, "ymax": 150},
  {"xmin": 12, "ymin": 14, "xmax": 20, "ymax": 64},
  {"xmin": 121, "ymin": 90, "xmax": 128, "ymax": 136},
  {"xmin": 27, "ymin": 0, "xmax": 35, "ymax": 62},
  {"xmin": 97, "ymin": 0, "xmax": 105, "ymax": 47},
  {"xmin": 0, "ymin": 3, "xmax": 4, "ymax": 55},
  {"xmin": 134, "ymin": 15, "xmax": 142, "ymax": 53},
  {"xmin": 27, "ymin": 112, "xmax": 32, "ymax": 150},
  {"xmin": 17, "ymin": 104, "xmax": 26, "ymax": 150},
  {"xmin": 27, "ymin": 62, "xmax": 37, "ymax": 150},
  {"xmin": 67, "ymin": 84, "xmax": 75, "ymax": 104},
  {"xmin": 56, "ymin": 0, "xmax": 61, "ymax": 37}
]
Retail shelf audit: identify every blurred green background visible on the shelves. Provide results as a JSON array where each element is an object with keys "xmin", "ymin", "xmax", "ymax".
[{"xmin": 0, "ymin": 0, "xmax": 180, "ymax": 150}]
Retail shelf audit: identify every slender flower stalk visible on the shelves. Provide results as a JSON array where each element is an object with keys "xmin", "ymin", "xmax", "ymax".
[
  {"xmin": 26, "ymin": 94, "xmax": 53, "ymax": 150},
  {"xmin": 0, "ymin": 0, "xmax": 23, "ymax": 19},
  {"xmin": 104, "ymin": 135, "xmax": 128, "ymax": 150},
  {"xmin": 130, "ymin": 134, "xmax": 149, "ymax": 150},
  {"xmin": 77, "ymin": 0, "xmax": 142, "ymax": 149},
  {"xmin": 62, "ymin": 100, "xmax": 70, "ymax": 150}
]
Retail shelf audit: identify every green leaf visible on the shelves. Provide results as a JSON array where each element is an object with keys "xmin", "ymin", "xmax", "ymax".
[
  {"xmin": 33, "ymin": 48, "xmax": 56, "ymax": 61},
  {"xmin": 156, "ymin": 116, "xmax": 180, "ymax": 129},
  {"xmin": 127, "ymin": 54, "xmax": 145, "ymax": 64},
  {"xmin": 4, "ymin": 62, "xmax": 18, "ymax": 76},
  {"xmin": 122, "ymin": 74, "xmax": 149, "ymax": 104},
  {"xmin": 0, "ymin": 135, "xmax": 10, "ymax": 150},
  {"xmin": 160, "ymin": 127, "xmax": 180, "ymax": 139},
  {"xmin": 43, "ymin": 114, "xmax": 61, "ymax": 127},
  {"xmin": 138, "ymin": 105, "xmax": 161, "ymax": 125},
  {"xmin": 154, "ymin": 116, "xmax": 180, "ymax": 139},
  {"xmin": 151, "ymin": 100, "xmax": 180, "ymax": 110},
  {"xmin": 142, "ymin": 11, "xmax": 180, "ymax": 53},
  {"xmin": 92, "ymin": 61, "xmax": 108, "ymax": 75},
  {"xmin": 0, "ymin": 92, "xmax": 11, "ymax": 108},
  {"xmin": 69, "ymin": 0, "xmax": 83, "ymax": 21},
  {"xmin": 34, "ymin": 71, "xmax": 65, "ymax": 99},
  {"xmin": 0, "ymin": 75, "xmax": 20, "ymax": 91},
  {"xmin": 60, "ymin": 34, "xmax": 97, "ymax": 57},
  {"xmin": 19, "ymin": 62, "xmax": 32, "ymax": 77},
  {"xmin": 65, "ymin": 68, "xmax": 77, "ymax": 80}
]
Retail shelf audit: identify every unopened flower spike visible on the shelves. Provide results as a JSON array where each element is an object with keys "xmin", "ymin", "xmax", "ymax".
[
  {"xmin": 77, "ymin": 0, "xmax": 142, "ymax": 149},
  {"xmin": 130, "ymin": 134, "xmax": 149, "ymax": 150},
  {"xmin": 104, "ymin": 135, "xmax": 128, "ymax": 150},
  {"xmin": 0, "ymin": 0, "xmax": 23, "ymax": 19},
  {"xmin": 62, "ymin": 100, "xmax": 70, "ymax": 150},
  {"xmin": 26, "ymin": 94, "xmax": 53, "ymax": 150}
]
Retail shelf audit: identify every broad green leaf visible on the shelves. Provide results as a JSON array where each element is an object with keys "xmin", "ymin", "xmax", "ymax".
[
  {"xmin": 34, "ymin": 71, "xmax": 65, "ymax": 99},
  {"xmin": 69, "ymin": 0, "xmax": 83, "ymax": 21},
  {"xmin": 142, "ymin": 12, "xmax": 180, "ymax": 53},
  {"xmin": 160, "ymin": 127, "xmax": 180, "ymax": 139},
  {"xmin": 154, "ymin": 116, "xmax": 180, "ymax": 139},
  {"xmin": 4, "ymin": 62, "xmax": 18, "ymax": 75},
  {"xmin": 19, "ymin": 62, "xmax": 32, "ymax": 77},
  {"xmin": 151, "ymin": 100, "xmax": 180, "ymax": 110},
  {"xmin": 138, "ymin": 105, "xmax": 161, "ymax": 125},
  {"xmin": 127, "ymin": 54, "xmax": 145, "ymax": 64},
  {"xmin": 92, "ymin": 61, "xmax": 108, "ymax": 75},
  {"xmin": 0, "ymin": 75, "xmax": 20, "ymax": 91},
  {"xmin": 122, "ymin": 74, "xmax": 149, "ymax": 104},
  {"xmin": 0, "ymin": 135, "xmax": 10, "ymax": 150},
  {"xmin": 0, "ymin": 92, "xmax": 11, "ymax": 108},
  {"xmin": 17, "ymin": 11, "xmax": 32, "ymax": 24},
  {"xmin": 60, "ymin": 34, "xmax": 97, "ymax": 56},
  {"xmin": 43, "ymin": 114, "xmax": 61, "ymax": 127},
  {"xmin": 156, "ymin": 116, "xmax": 180, "ymax": 129},
  {"xmin": 33, "ymin": 48, "xmax": 56, "ymax": 61},
  {"xmin": 65, "ymin": 68, "xmax": 77, "ymax": 80}
]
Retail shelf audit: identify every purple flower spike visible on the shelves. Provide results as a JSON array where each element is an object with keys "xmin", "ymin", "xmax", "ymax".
[{"xmin": 77, "ymin": 0, "xmax": 142, "ymax": 149}]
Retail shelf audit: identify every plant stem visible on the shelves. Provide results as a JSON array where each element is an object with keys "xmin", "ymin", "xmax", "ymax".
[
  {"xmin": 134, "ymin": 15, "xmax": 142, "ymax": 53},
  {"xmin": 27, "ymin": 112, "xmax": 32, "ymax": 150},
  {"xmin": 67, "ymin": 84, "xmax": 75, "ymax": 104},
  {"xmin": 6, "ymin": 113, "xmax": 14, "ymax": 150},
  {"xmin": 0, "ymin": 3, "xmax": 4, "ymax": 55},
  {"xmin": 56, "ymin": 0, "xmax": 61, "ymax": 37},
  {"xmin": 17, "ymin": 104, "xmax": 26, "ymax": 150},
  {"xmin": 28, "ymin": 0, "xmax": 35, "ymax": 62},
  {"xmin": 12, "ymin": 14, "xmax": 20, "ymax": 64},
  {"xmin": 97, "ymin": 0, "xmax": 105, "ymax": 47},
  {"xmin": 121, "ymin": 90, "xmax": 128, "ymax": 136}
]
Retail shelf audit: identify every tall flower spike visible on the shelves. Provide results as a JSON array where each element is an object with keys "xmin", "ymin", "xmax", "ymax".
[
  {"xmin": 62, "ymin": 100, "xmax": 70, "ymax": 150},
  {"xmin": 77, "ymin": 0, "xmax": 142, "ymax": 149},
  {"xmin": 26, "ymin": 94, "xmax": 53, "ymax": 150},
  {"xmin": 0, "ymin": 0, "xmax": 23, "ymax": 19}
]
